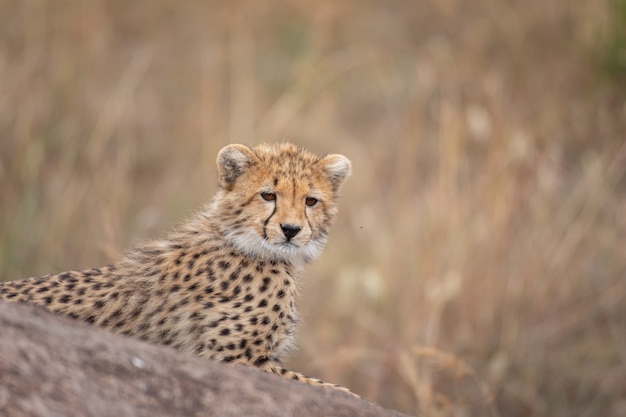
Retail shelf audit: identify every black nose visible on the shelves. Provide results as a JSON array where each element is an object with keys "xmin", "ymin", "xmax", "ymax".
[{"xmin": 280, "ymin": 224, "xmax": 301, "ymax": 240}]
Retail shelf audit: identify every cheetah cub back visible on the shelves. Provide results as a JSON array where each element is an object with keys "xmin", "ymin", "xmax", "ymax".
[{"xmin": 0, "ymin": 143, "xmax": 354, "ymax": 394}]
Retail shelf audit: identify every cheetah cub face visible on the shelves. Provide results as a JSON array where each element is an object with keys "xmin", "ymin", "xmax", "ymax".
[{"xmin": 214, "ymin": 143, "xmax": 351, "ymax": 266}]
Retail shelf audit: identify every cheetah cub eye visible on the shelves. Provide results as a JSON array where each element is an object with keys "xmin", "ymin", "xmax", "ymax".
[{"xmin": 261, "ymin": 192, "xmax": 276, "ymax": 201}]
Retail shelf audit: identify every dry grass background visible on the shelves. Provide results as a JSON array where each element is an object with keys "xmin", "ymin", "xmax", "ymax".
[{"xmin": 1, "ymin": 1, "xmax": 625, "ymax": 416}]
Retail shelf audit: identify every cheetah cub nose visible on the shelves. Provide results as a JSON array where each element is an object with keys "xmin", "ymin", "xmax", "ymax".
[{"xmin": 280, "ymin": 224, "xmax": 301, "ymax": 240}]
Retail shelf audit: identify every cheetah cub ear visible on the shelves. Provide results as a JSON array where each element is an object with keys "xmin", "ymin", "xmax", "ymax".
[
  {"xmin": 217, "ymin": 144, "xmax": 257, "ymax": 190},
  {"xmin": 319, "ymin": 154, "xmax": 352, "ymax": 192}
]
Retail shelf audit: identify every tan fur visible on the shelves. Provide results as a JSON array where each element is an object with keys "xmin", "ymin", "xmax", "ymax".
[{"xmin": 0, "ymin": 143, "xmax": 353, "ymax": 394}]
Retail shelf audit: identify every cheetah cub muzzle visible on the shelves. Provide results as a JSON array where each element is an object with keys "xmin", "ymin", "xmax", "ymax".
[{"xmin": 0, "ymin": 143, "xmax": 355, "ymax": 395}]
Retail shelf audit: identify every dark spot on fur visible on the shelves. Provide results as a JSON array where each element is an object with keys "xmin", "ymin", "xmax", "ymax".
[
  {"xmin": 254, "ymin": 356, "xmax": 269, "ymax": 366},
  {"xmin": 130, "ymin": 303, "xmax": 143, "ymax": 319},
  {"xmin": 190, "ymin": 312, "xmax": 204, "ymax": 321},
  {"xmin": 259, "ymin": 277, "xmax": 271, "ymax": 292},
  {"xmin": 60, "ymin": 273, "xmax": 76, "ymax": 282},
  {"xmin": 206, "ymin": 268, "xmax": 216, "ymax": 281}
]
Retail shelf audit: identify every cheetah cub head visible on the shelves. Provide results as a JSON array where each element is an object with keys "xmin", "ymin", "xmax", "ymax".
[{"xmin": 214, "ymin": 143, "xmax": 351, "ymax": 266}]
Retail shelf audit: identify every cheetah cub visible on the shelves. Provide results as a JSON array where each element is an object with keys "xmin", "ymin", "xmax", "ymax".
[{"xmin": 0, "ymin": 143, "xmax": 353, "ymax": 394}]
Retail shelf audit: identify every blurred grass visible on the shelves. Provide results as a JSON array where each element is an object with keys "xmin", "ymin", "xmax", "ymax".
[
  {"xmin": 601, "ymin": 0, "xmax": 626, "ymax": 80},
  {"xmin": 1, "ymin": 1, "xmax": 625, "ymax": 416}
]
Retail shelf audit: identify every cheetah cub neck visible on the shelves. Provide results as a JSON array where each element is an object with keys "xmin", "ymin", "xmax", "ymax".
[{"xmin": 209, "ymin": 143, "xmax": 351, "ymax": 267}]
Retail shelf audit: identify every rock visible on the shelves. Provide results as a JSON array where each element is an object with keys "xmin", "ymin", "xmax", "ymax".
[{"xmin": 0, "ymin": 301, "xmax": 410, "ymax": 417}]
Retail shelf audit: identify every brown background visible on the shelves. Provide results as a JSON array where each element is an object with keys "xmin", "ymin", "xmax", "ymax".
[{"xmin": 0, "ymin": 1, "xmax": 624, "ymax": 416}]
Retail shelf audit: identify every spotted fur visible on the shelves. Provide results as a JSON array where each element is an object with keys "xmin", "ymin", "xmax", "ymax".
[{"xmin": 0, "ymin": 143, "xmax": 353, "ymax": 394}]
